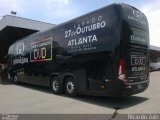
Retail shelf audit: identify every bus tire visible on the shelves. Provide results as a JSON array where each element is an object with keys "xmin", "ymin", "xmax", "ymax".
[
  {"xmin": 65, "ymin": 77, "xmax": 77, "ymax": 97},
  {"xmin": 51, "ymin": 76, "xmax": 63, "ymax": 94}
]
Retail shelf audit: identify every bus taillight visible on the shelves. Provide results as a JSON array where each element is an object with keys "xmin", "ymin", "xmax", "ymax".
[{"xmin": 118, "ymin": 58, "xmax": 127, "ymax": 82}]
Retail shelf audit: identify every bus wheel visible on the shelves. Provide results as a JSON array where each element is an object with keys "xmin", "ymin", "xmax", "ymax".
[
  {"xmin": 65, "ymin": 77, "xmax": 77, "ymax": 97},
  {"xmin": 13, "ymin": 75, "xmax": 19, "ymax": 84},
  {"xmin": 51, "ymin": 76, "xmax": 63, "ymax": 94}
]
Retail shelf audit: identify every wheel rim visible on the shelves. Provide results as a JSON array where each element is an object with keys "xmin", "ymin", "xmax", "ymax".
[
  {"xmin": 52, "ymin": 80, "xmax": 59, "ymax": 91},
  {"xmin": 66, "ymin": 81, "xmax": 75, "ymax": 93}
]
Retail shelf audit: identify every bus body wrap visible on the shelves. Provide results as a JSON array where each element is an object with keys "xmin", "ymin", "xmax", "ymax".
[{"xmin": 7, "ymin": 3, "xmax": 149, "ymax": 96}]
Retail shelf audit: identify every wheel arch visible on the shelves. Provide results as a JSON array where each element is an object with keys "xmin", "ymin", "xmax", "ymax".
[{"xmin": 62, "ymin": 73, "xmax": 77, "ymax": 84}]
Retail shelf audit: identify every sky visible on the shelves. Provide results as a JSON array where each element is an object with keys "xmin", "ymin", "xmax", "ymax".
[{"xmin": 0, "ymin": 0, "xmax": 160, "ymax": 46}]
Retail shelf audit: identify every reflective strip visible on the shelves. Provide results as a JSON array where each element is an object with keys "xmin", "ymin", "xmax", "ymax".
[{"xmin": 127, "ymin": 80, "xmax": 149, "ymax": 85}]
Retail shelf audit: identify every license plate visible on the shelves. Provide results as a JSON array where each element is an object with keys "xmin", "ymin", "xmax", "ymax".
[{"xmin": 137, "ymin": 84, "xmax": 143, "ymax": 89}]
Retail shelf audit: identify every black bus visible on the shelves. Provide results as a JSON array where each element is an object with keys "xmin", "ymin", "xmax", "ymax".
[{"xmin": 7, "ymin": 3, "xmax": 150, "ymax": 97}]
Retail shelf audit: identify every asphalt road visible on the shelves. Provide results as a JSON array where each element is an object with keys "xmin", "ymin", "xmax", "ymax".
[{"xmin": 0, "ymin": 71, "xmax": 159, "ymax": 114}]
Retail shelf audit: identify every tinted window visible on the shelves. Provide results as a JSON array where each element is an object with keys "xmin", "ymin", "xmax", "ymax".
[
  {"xmin": 122, "ymin": 4, "xmax": 149, "ymax": 31},
  {"xmin": 124, "ymin": 26, "xmax": 149, "ymax": 46}
]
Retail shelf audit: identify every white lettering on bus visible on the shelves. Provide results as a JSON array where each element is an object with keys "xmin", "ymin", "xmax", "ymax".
[
  {"xmin": 132, "ymin": 66, "xmax": 145, "ymax": 72},
  {"xmin": 13, "ymin": 57, "xmax": 28, "ymax": 65},
  {"xmin": 65, "ymin": 20, "xmax": 106, "ymax": 38},
  {"xmin": 68, "ymin": 35, "xmax": 97, "ymax": 46},
  {"xmin": 130, "ymin": 35, "xmax": 146, "ymax": 44},
  {"xmin": 34, "ymin": 47, "xmax": 47, "ymax": 59}
]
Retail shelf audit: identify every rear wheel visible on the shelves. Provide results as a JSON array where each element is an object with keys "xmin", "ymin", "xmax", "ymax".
[
  {"xmin": 65, "ymin": 77, "xmax": 77, "ymax": 97},
  {"xmin": 51, "ymin": 76, "xmax": 63, "ymax": 94}
]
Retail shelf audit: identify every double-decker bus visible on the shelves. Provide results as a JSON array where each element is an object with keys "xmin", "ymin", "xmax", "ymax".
[{"xmin": 7, "ymin": 3, "xmax": 150, "ymax": 96}]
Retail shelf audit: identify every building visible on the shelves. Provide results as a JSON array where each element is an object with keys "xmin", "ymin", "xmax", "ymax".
[{"xmin": 0, "ymin": 15, "xmax": 55, "ymax": 63}]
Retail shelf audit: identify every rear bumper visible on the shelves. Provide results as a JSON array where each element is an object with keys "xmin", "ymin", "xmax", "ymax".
[
  {"xmin": 78, "ymin": 80, "xmax": 149, "ymax": 97},
  {"xmin": 124, "ymin": 80, "xmax": 149, "ymax": 95}
]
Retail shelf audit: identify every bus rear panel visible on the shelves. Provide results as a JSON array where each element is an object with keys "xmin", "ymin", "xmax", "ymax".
[{"xmin": 117, "ymin": 4, "xmax": 149, "ymax": 96}]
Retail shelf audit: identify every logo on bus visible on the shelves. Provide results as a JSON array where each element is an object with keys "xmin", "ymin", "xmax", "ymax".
[
  {"xmin": 131, "ymin": 55, "xmax": 146, "ymax": 66},
  {"xmin": 30, "ymin": 38, "xmax": 52, "ymax": 62},
  {"xmin": 16, "ymin": 42, "xmax": 24, "ymax": 54},
  {"xmin": 133, "ymin": 10, "xmax": 142, "ymax": 19}
]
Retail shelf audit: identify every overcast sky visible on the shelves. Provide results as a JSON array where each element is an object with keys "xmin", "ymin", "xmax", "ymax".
[{"xmin": 0, "ymin": 0, "xmax": 160, "ymax": 46}]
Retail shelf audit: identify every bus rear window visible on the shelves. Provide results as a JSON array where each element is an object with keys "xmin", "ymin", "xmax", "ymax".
[
  {"xmin": 123, "ymin": 26, "xmax": 149, "ymax": 46},
  {"xmin": 122, "ymin": 4, "xmax": 149, "ymax": 31}
]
